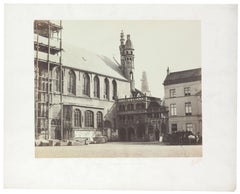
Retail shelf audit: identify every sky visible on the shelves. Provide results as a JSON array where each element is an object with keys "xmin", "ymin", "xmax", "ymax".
[{"xmin": 62, "ymin": 20, "xmax": 201, "ymax": 98}]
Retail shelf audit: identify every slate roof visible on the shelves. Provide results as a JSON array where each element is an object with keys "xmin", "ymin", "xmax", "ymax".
[
  {"xmin": 163, "ymin": 68, "xmax": 201, "ymax": 85},
  {"xmin": 62, "ymin": 42, "xmax": 127, "ymax": 81}
]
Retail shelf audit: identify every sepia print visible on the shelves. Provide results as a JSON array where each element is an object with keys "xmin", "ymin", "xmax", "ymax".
[{"xmin": 34, "ymin": 20, "xmax": 202, "ymax": 157}]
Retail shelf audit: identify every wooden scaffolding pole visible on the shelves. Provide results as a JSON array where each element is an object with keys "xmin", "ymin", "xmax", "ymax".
[
  {"xmin": 60, "ymin": 20, "xmax": 64, "ymax": 141},
  {"xmin": 35, "ymin": 22, "xmax": 39, "ymax": 139},
  {"xmin": 47, "ymin": 21, "xmax": 51, "ymax": 140}
]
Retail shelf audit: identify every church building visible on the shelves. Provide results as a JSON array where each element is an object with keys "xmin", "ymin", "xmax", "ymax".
[{"xmin": 34, "ymin": 20, "xmax": 166, "ymax": 142}]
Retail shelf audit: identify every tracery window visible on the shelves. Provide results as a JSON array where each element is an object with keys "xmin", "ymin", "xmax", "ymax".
[
  {"xmin": 83, "ymin": 73, "xmax": 90, "ymax": 96},
  {"xmin": 55, "ymin": 68, "xmax": 61, "ymax": 92},
  {"xmin": 85, "ymin": 110, "xmax": 94, "ymax": 127},
  {"xmin": 68, "ymin": 70, "xmax": 76, "ymax": 95},
  {"xmin": 94, "ymin": 76, "xmax": 100, "ymax": 98},
  {"xmin": 104, "ymin": 78, "xmax": 109, "ymax": 100},
  {"xmin": 74, "ymin": 109, "xmax": 81, "ymax": 127},
  {"xmin": 112, "ymin": 80, "xmax": 117, "ymax": 100},
  {"xmin": 96, "ymin": 111, "xmax": 103, "ymax": 128}
]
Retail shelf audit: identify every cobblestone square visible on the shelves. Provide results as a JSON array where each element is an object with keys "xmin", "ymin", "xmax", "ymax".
[{"xmin": 35, "ymin": 142, "xmax": 202, "ymax": 158}]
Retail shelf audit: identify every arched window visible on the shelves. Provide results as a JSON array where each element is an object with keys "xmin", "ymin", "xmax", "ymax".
[
  {"xmin": 68, "ymin": 70, "xmax": 76, "ymax": 95},
  {"xmin": 85, "ymin": 110, "xmax": 94, "ymax": 127},
  {"xmin": 65, "ymin": 109, "xmax": 71, "ymax": 121},
  {"xmin": 131, "ymin": 104, "xmax": 134, "ymax": 110},
  {"xmin": 130, "ymin": 72, "xmax": 134, "ymax": 80},
  {"xmin": 55, "ymin": 68, "xmax": 61, "ymax": 92},
  {"xmin": 94, "ymin": 75, "xmax": 100, "ymax": 98},
  {"xmin": 127, "ymin": 104, "xmax": 131, "ymax": 111},
  {"xmin": 96, "ymin": 111, "xmax": 103, "ymax": 129},
  {"xmin": 136, "ymin": 103, "xmax": 142, "ymax": 110},
  {"xmin": 83, "ymin": 73, "xmax": 90, "ymax": 96},
  {"xmin": 112, "ymin": 80, "xmax": 117, "ymax": 100},
  {"xmin": 104, "ymin": 78, "xmax": 109, "ymax": 100},
  {"xmin": 74, "ymin": 109, "xmax": 81, "ymax": 127},
  {"xmin": 42, "ymin": 81, "xmax": 46, "ymax": 91},
  {"xmin": 119, "ymin": 105, "xmax": 125, "ymax": 111}
]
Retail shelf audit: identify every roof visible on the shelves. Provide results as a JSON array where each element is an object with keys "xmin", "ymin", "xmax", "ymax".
[
  {"xmin": 62, "ymin": 42, "xmax": 128, "ymax": 81},
  {"xmin": 163, "ymin": 68, "xmax": 201, "ymax": 85},
  {"xmin": 131, "ymin": 88, "xmax": 144, "ymax": 97}
]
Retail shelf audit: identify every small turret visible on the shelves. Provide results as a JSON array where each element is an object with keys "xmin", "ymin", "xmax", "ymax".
[{"xmin": 125, "ymin": 34, "xmax": 134, "ymax": 49}]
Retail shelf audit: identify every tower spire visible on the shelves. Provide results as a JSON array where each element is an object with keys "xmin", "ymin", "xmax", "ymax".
[
  {"xmin": 119, "ymin": 31, "xmax": 135, "ymax": 92},
  {"xmin": 141, "ymin": 71, "xmax": 151, "ymax": 96}
]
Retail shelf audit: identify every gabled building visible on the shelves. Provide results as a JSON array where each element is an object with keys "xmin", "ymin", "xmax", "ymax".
[{"xmin": 163, "ymin": 68, "xmax": 202, "ymax": 136}]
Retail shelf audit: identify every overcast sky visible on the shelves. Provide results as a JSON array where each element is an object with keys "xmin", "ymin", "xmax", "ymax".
[{"xmin": 62, "ymin": 20, "xmax": 201, "ymax": 98}]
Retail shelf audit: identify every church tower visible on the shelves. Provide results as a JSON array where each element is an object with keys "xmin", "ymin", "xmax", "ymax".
[{"xmin": 119, "ymin": 31, "xmax": 135, "ymax": 92}]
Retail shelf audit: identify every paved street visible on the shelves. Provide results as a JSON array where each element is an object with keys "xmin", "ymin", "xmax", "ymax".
[{"xmin": 35, "ymin": 142, "xmax": 202, "ymax": 158}]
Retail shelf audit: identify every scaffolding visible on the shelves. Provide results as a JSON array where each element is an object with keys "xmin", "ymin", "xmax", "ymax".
[{"xmin": 34, "ymin": 20, "xmax": 63, "ymax": 140}]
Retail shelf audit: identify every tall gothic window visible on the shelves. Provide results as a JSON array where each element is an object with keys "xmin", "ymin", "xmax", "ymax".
[
  {"xmin": 96, "ymin": 111, "xmax": 103, "ymax": 129},
  {"xmin": 94, "ymin": 75, "xmax": 100, "ymax": 98},
  {"xmin": 83, "ymin": 73, "xmax": 90, "ymax": 96},
  {"xmin": 55, "ymin": 68, "xmax": 61, "ymax": 92},
  {"xmin": 68, "ymin": 70, "xmax": 76, "ymax": 95},
  {"xmin": 85, "ymin": 110, "xmax": 94, "ymax": 127},
  {"xmin": 74, "ymin": 109, "xmax": 81, "ymax": 127},
  {"xmin": 112, "ymin": 80, "xmax": 117, "ymax": 100},
  {"xmin": 104, "ymin": 78, "xmax": 109, "ymax": 100}
]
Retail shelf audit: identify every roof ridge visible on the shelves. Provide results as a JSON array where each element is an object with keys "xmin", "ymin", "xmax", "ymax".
[
  {"xmin": 169, "ymin": 67, "xmax": 201, "ymax": 75},
  {"xmin": 62, "ymin": 41, "xmax": 127, "ymax": 81},
  {"xmin": 163, "ymin": 68, "xmax": 201, "ymax": 86}
]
